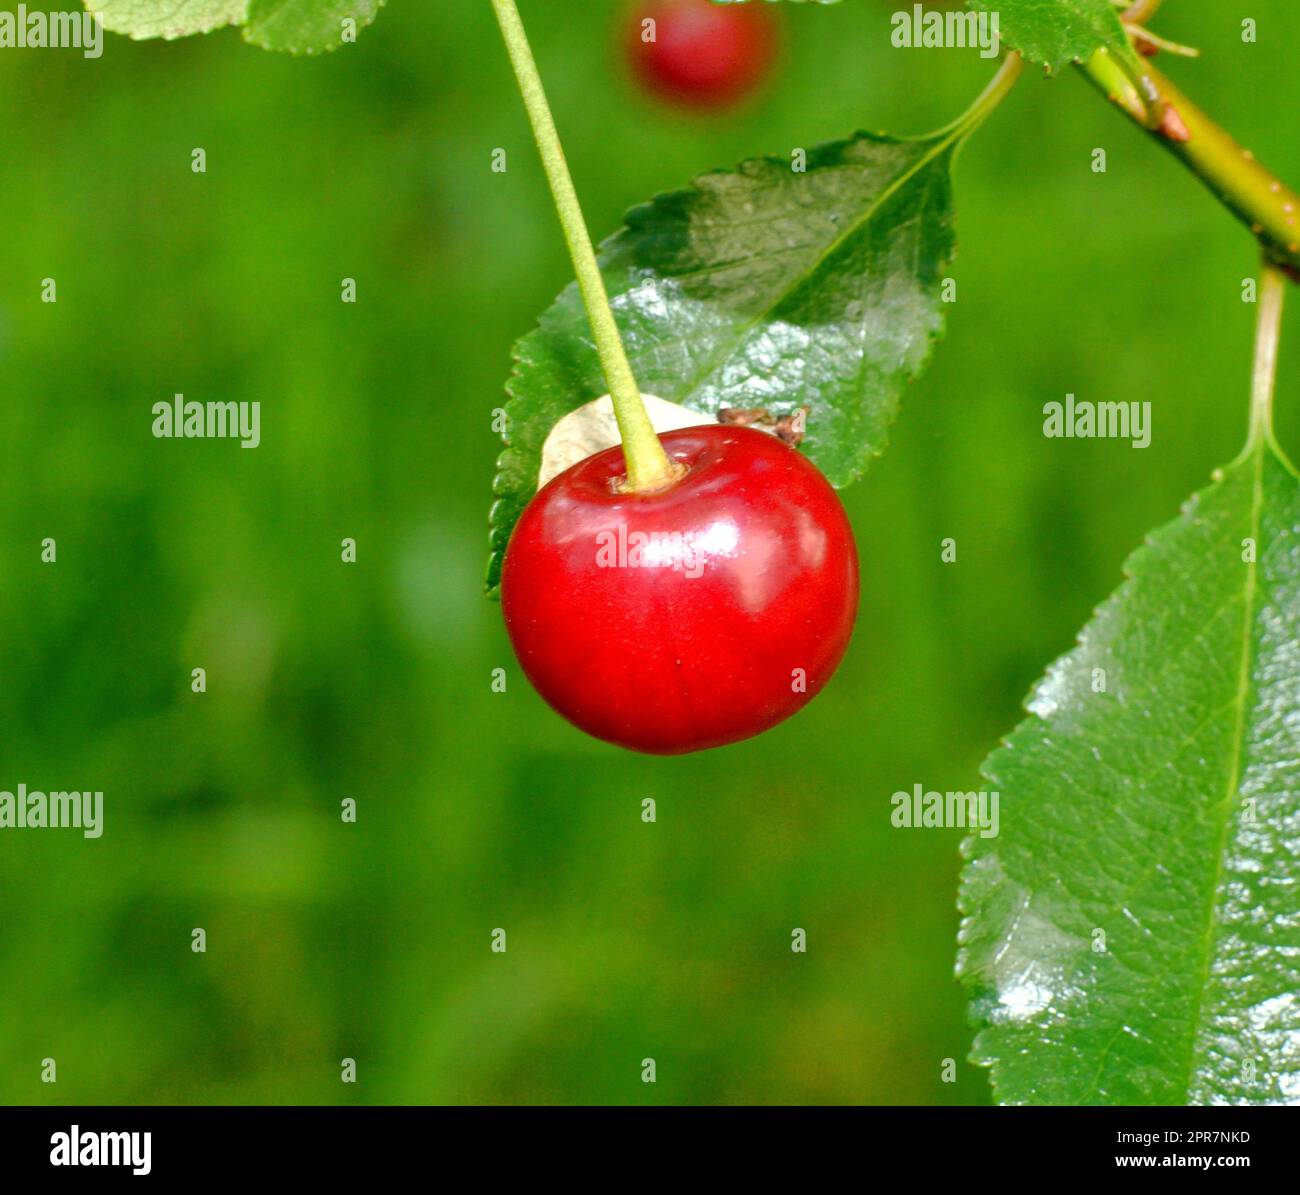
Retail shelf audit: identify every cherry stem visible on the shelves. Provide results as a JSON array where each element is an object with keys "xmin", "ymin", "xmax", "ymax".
[
  {"xmin": 1079, "ymin": 49, "xmax": 1300, "ymax": 276},
  {"xmin": 1248, "ymin": 261, "xmax": 1287, "ymax": 450},
  {"xmin": 490, "ymin": 0, "xmax": 677, "ymax": 492}
]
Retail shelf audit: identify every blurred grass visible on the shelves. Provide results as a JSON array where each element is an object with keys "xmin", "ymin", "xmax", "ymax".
[{"xmin": 0, "ymin": 0, "xmax": 1297, "ymax": 1105}]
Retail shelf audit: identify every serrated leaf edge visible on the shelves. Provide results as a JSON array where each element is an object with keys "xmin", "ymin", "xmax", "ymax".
[
  {"xmin": 956, "ymin": 438, "xmax": 1299, "ymax": 1105},
  {"xmin": 242, "ymin": 0, "xmax": 387, "ymax": 55},
  {"xmin": 85, "ymin": 0, "xmax": 385, "ymax": 52}
]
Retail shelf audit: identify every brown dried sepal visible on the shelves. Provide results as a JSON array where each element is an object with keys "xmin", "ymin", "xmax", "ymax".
[
  {"xmin": 717, "ymin": 405, "xmax": 810, "ymax": 446},
  {"xmin": 1158, "ymin": 101, "xmax": 1191, "ymax": 143}
]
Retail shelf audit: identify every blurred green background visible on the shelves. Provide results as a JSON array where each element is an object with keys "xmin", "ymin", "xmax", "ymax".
[{"xmin": 1, "ymin": 0, "xmax": 1298, "ymax": 1105}]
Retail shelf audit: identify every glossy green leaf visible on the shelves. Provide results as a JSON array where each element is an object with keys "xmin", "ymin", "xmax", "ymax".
[
  {"xmin": 488, "ymin": 130, "xmax": 959, "ymax": 592},
  {"xmin": 958, "ymin": 437, "xmax": 1300, "ymax": 1105},
  {"xmin": 967, "ymin": 0, "xmax": 1141, "ymax": 75},
  {"xmin": 82, "ymin": 0, "xmax": 384, "ymax": 52}
]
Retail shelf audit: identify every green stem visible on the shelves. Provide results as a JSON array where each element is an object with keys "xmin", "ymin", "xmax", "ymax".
[
  {"xmin": 966, "ymin": 50, "xmax": 1024, "ymax": 126},
  {"xmin": 1248, "ymin": 262, "xmax": 1287, "ymax": 449},
  {"xmin": 1079, "ymin": 51, "xmax": 1300, "ymax": 275},
  {"xmin": 490, "ymin": 0, "xmax": 676, "ymax": 491},
  {"xmin": 937, "ymin": 51, "xmax": 1024, "ymax": 142}
]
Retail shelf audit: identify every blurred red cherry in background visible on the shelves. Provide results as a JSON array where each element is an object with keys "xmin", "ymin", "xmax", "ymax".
[{"xmin": 625, "ymin": 0, "xmax": 780, "ymax": 110}]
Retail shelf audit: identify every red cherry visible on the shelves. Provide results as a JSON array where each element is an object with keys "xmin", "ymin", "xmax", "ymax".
[
  {"xmin": 501, "ymin": 425, "xmax": 859, "ymax": 754},
  {"xmin": 625, "ymin": 0, "xmax": 779, "ymax": 110}
]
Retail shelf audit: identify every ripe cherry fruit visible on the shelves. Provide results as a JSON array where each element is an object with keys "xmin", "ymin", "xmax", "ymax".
[
  {"xmin": 625, "ymin": 0, "xmax": 779, "ymax": 110},
  {"xmin": 502, "ymin": 425, "xmax": 859, "ymax": 754}
]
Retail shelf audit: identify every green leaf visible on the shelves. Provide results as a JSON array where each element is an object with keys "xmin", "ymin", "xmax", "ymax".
[
  {"xmin": 84, "ymin": 0, "xmax": 247, "ymax": 39},
  {"xmin": 82, "ymin": 0, "xmax": 384, "ymax": 52},
  {"xmin": 244, "ymin": 0, "xmax": 384, "ymax": 54},
  {"xmin": 488, "ymin": 129, "xmax": 960, "ymax": 592},
  {"xmin": 967, "ymin": 0, "xmax": 1140, "ymax": 75},
  {"xmin": 958, "ymin": 438, "xmax": 1300, "ymax": 1105}
]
